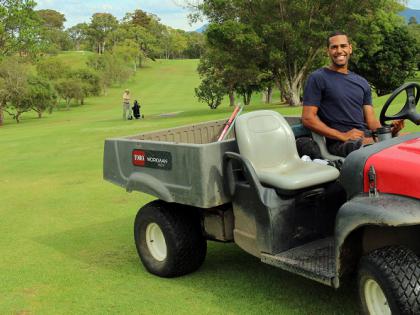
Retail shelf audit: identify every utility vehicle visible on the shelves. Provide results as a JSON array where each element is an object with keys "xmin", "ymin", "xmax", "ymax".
[{"xmin": 103, "ymin": 82, "xmax": 420, "ymax": 315}]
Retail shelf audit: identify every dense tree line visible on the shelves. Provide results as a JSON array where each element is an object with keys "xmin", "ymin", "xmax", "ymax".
[
  {"xmin": 191, "ymin": 0, "xmax": 419, "ymax": 108},
  {"xmin": 0, "ymin": 0, "xmax": 205, "ymax": 125}
]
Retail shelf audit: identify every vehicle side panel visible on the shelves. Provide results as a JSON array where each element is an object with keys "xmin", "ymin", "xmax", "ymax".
[
  {"xmin": 340, "ymin": 133, "xmax": 420, "ymax": 199},
  {"xmin": 363, "ymin": 138, "xmax": 420, "ymax": 199}
]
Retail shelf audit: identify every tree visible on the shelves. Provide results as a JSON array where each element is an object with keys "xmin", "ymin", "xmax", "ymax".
[
  {"xmin": 197, "ymin": 20, "xmax": 266, "ymax": 106},
  {"xmin": 67, "ymin": 23, "xmax": 89, "ymax": 50},
  {"xmin": 86, "ymin": 52, "xmax": 134, "ymax": 91},
  {"xmin": 0, "ymin": 57, "xmax": 29, "ymax": 124},
  {"xmin": 191, "ymin": 0, "xmax": 406, "ymax": 106},
  {"xmin": 87, "ymin": 13, "xmax": 118, "ymax": 54},
  {"xmin": 0, "ymin": 0, "xmax": 45, "ymax": 57},
  {"xmin": 36, "ymin": 58, "xmax": 70, "ymax": 81},
  {"xmin": 408, "ymin": 16, "xmax": 418, "ymax": 25},
  {"xmin": 70, "ymin": 69, "xmax": 101, "ymax": 104},
  {"xmin": 408, "ymin": 23, "xmax": 420, "ymax": 70},
  {"xmin": 195, "ymin": 76, "xmax": 226, "ymax": 109},
  {"xmin": 351, "ymin": 25, "xmax": 419, "ymax": 96},
  {"xmin": 54, "ymin": 78, "xmax": 84, "ymax": 110},
  {"xmin": 161, "ymin": 28, "xmax": 188, "ymax": 59},
  {"xmin": 36, "ymin": 9, "xmax": 65, "ymax": 29},
  {"xmin": 25, "ymin": 75, "xmax": 57, "ymax": 118},
  {"xmin": 126, "ymin": 9, "xmax": 152, "ymax": 28},
  {"xmin": 184, "ymin": 32, "xmax": 205, "ymax": 59}
]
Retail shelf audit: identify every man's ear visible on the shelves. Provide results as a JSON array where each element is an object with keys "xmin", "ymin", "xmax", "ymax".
[{"xmin": 349, "ymin": 44, "xmax": 353, "ymax": 55}]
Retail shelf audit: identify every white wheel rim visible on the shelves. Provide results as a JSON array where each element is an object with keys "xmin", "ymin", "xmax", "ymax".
[
  {"xmin": 145, "ymin": 223, "xmax": 167, "ymax": 261},
  {"xmin": 364, "ymin": 278, "xmax": 391, "ymax": 315}
]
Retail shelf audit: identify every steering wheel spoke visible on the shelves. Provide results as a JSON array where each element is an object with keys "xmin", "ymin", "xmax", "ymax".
[{"xmin": 380, "ymin": 83, "xmax": 420, "ymax": 126}]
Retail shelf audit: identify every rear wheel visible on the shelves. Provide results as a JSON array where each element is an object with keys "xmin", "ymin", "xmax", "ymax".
[
  {"xmin": 358, "ymin": 246, "xmax": 420, "ymax": 315},
  {"xmin": 134, "ymin": 200, "xmax": 207, "ymax": 277}
]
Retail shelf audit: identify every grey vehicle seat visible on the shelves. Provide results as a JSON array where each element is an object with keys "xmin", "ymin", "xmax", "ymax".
[
  {"xmin": 235, "ymin": 110, "xmax": 340, "ymax": 191},
  {"xmin": 311, "ymin": 132, "xmax": 345, "ymax": 162}
]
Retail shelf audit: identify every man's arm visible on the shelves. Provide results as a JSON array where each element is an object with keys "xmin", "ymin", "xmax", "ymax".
[
  {"xmin": 363, "ymin": 105, "xmax": 381, "ymax": 131},
  {"xmin": 363, "ymin": 105, "xmax": 404, "ymax": 136},
  {"xmin": 302, "ymin": 105, "xmax": 364, "ymax": 141}
]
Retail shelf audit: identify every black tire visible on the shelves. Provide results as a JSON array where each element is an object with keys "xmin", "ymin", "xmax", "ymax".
[
  {"xmin": 134, "ymin": 200, "xmax": 207, "ymax": 278},
  {"xmin": 358, "ymin": 246, "xmax": 420, "ymax": 315}
]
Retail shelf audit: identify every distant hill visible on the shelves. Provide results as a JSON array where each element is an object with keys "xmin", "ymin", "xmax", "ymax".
[
  {"xmin": 400, "ymin": 8, "xmax": 420, "ymax": 23},
  {"xmin": 195, "ymin": 24, "xmax": 208, "ymax": 33}
]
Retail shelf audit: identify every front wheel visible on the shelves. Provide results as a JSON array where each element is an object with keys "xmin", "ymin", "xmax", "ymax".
[
  {"xmin": 134, "ymin": 200, "xmax": 207, "ymax": 277},
  {"xmin": 358, "ymin": 246, "xmax": 420, "ymax": 315}
]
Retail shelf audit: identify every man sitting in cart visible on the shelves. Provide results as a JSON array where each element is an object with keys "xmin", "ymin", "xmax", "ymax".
[{"xmin": 301, "ymin": 31, "xmax": 404, "ymax": 157}]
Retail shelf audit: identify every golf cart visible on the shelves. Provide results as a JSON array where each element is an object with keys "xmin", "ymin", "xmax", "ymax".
[{"xmin": 103, "ymin": 82, "xmax": 420, "ymax": 314}]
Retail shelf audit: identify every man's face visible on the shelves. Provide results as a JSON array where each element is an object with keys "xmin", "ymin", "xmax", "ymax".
[{"xmin": 327, "ymin": 35, "xmax": 352, "ymax": 68}]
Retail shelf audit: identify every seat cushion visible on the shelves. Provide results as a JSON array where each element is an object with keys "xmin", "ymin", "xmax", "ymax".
[{"xmin": 256, "ymin": 159, "xmax": 340, "ymax": 190}]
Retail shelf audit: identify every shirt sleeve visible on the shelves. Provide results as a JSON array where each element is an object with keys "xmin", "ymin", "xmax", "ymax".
[
  {"xmin": 303, "ymin": 73, "xmax": 322, "ymax": 107},
  {"xmin": 363, "ymin": 84, "xmax": 372, "ymax": 106}
]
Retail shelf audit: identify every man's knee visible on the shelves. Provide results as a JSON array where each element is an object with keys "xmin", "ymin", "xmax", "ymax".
[
  {"xmin": 296, "ymin": 137, "xmax": 322, "ymax": 159},
  {"xmin": 328, "ymin": 138, "xmax": 363, "ymax": 157}
]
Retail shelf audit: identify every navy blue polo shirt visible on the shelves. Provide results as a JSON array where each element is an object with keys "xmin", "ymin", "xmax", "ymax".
[{"xmin": 303, "ymin": 68, "xmax": 372, "ymax": 133}]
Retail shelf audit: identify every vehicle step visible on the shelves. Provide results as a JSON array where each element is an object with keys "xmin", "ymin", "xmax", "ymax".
[{"xmin": 261, "ymin": 237, "xmax": 336, "ymax": 286}]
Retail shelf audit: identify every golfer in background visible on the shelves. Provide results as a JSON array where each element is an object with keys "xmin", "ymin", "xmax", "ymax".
[{"xmin": 122, "ymin": 89, "xmax": 131, "ymax": 120}]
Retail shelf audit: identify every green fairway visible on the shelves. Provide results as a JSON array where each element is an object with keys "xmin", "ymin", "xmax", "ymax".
[{"xmin": 0, "ymin": 58, "xmax": 418, "ymax": 315}]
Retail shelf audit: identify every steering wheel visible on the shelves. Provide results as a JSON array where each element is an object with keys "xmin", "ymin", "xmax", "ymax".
[{"xmin": 380, "ymin": 82, "xmax": 420, "ymax": 126}]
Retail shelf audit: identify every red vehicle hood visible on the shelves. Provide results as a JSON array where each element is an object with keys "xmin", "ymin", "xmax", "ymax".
[{"xmin": 364, "ymin": 138, "xmax": 420, "ymax": 199}]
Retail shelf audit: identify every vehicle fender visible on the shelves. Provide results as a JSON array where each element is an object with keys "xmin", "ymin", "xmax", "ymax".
[
  {"xmin": 127, "ymin": 172, "xmax": 174, "ymax": 203},
  {"xmin": 333, "ymin": 193, "xmax": 420, "ymax": 287}
]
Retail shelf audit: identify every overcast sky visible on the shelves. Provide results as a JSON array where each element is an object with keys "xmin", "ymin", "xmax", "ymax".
[{"xmin": 35, "ymin": 0, "xmax": 420, "ymax": 31}]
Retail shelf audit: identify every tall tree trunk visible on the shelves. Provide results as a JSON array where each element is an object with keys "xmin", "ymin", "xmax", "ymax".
[
  {"xmin": 283, "ymin": 77, "xmax": 302, "ymax": 106},
  {"xmin": 0, "ymin": 104, "xmax": 3, "ymax": 126},
  {"xmin": 242, "ymin": 91, "xmax": 252, "ymax": 105},
  {"xmin": 267, "ymin": 86, "xmax": 273, "ymax": 104},
  {"xmin": 262, "ymin": 86, "xmax": 273, "ymax": 103},
  {"xmin": 15, "ymin": 112, "xmax": 21, "ymax": 123},
  {"xmin": 276, "ymin": 48, "xmax": 320, "ymax": 106},
  {"xmin": 228, "ymin": 90, "xmax": 235, "ymax": 106}
]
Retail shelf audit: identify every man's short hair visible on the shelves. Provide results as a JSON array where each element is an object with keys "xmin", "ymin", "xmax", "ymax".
[{"xmin": 327, "ymin": 31, "xmax": 349, "ymax": 47}]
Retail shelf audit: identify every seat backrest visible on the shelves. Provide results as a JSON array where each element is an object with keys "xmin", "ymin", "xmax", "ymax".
[{"xmin": 235, "ymin": 110, "xmax": 300, "ymax": 170}]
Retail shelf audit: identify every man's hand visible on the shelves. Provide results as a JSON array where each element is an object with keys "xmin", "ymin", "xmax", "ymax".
[
  {"xmin": 341, "ymin": 128, "xmax": 364, "ymax": 141},
  {"xmin": 391, "ymin": 120, "xmax": 405, "ymax": 136}
]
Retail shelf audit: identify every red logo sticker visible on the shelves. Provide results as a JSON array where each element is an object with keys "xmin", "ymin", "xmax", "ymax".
[{"xmin": 132, "ymin": 150, "xmax": 145, "ymax": 166}]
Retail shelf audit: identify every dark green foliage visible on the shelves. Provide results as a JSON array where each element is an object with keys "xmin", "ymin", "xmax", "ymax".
[
  {"xmin": 0, "ymin": 57, "xmax": 30, "ymax": 123},
  {"xmin": 184, "ymin": 32, "xmax": 205, "ymax": 59},
  {"xmin": 70, "ymin": 69, "xmax": 101, "ymax": 104},
  {"xmin": 36, "ymin": 58, "xmax": 70, "ymax": 81},
  {"xmin": 195, "ymin": 75, "xmax": 226, "ymax": 109},
  {"xmin": 86, "ymin": 52, "xmax": 134, "ymax": 90},
  {"xmin": 24, "ymin": 75, "xmax": 57, "ymax": 118},
  {"xmin": 407, "ymin": 23, "xmax": 420, "ymax": 70},
  {"xmin": 196, "ymin": 20, "xmax": 264, "ymax": 106},
  {"xmin": 351, "ymin": 26, "xmax": 419, "ymax": 96},
  {"xmin": 71, "ymin": 69, "xmax": 101, "ymax": 97},
  {"xmin": 54, "ymin": 78, "xmax": 84, "ymax": 110}
]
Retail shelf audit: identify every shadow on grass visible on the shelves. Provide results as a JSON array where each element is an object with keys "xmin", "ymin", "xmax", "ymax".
[
  {"xmin": 34, "ymin": 216, "xmax": 360, "ymax": 314},
  {"xmin": 34, "ymin": 216, "xmax": 141, "ymax": 276}
]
